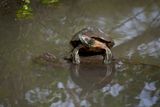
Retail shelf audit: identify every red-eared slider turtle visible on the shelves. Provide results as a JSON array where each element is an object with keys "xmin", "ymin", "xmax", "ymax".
[{"xmin": 70, "ymin": 27, "xmax": 115, "ymax": 64}]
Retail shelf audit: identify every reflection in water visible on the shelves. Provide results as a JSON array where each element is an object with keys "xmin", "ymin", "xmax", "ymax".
[
  {"xmin": 136, "ymin": 82, "xmax": 160, "ymax": 107},
  {"xmin": 113, "ymin": 26, "xmax": 160, "ymax": 67},
  {"xmin": 102, "ymin": 83, "xmax": 124, "ymax": 97},
  {"xmin": 137, "ymin": 39, "xmax": 160, "ymax": 58},
  {"xmin": 115, "ymin": 4, "xmax": 160, "ymax": 46},
  {"xmin": 38, "ymin": 62, "xmax": 116, "ymax": 107},
  {"xmin": 0, "ymin": 104, "xmax": 4, "ymax": 107},
  {"xmin": 70, "ymin": 62, "xmax": 115, "ymax": 93},
  {"xmin": 68, "ymin": 62, "xmax": 116, "ymax": 106},
  {"xmin": 25, "ymin": 87, "xmax": 52, "ymax": 104},
  {"xmin": 22, "ymin": 61, "xmax": 160, "ymax": 107}
]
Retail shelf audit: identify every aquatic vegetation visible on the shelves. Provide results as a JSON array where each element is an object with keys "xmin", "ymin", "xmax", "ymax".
[
  {"xmin": 16, "ymin": 0, "xmax": 33, "ymax": 19},
  {"xmin": 16, "ymin": 0, "xmax": 59, "ymax": 19}
]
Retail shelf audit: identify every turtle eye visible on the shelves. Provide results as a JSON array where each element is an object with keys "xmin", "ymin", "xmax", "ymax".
[
  {"xmin": 84, "ymin": 37, "xmax": 90, "ymax": 41},
  {"xmin": 81, "ymin": 35, "xmax": 90, "ymax": 41}
]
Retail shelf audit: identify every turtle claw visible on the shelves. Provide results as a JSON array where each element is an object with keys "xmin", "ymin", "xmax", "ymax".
[
  {"xmin": 73, "ymin": 54, "xmax": 80, "ymax": 64},
  {"xmin": 103, "ymin": 47, "xmax": 112, "ymax": 64},
  {"xmin": 72, "ymin": 47, "xmax": 80, "ymax": 64}
]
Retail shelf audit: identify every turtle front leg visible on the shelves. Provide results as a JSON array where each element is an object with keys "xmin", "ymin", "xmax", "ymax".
[
  {"xmin": 103, "ymin": 47, "xmax": 112, "ymax": 64},
  {"xmin": 71, "ymin": 46, "xmax": 81, "ymax": 64}
]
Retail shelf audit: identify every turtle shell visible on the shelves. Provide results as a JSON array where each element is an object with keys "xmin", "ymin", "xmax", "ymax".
[{"xmin": 70, "ymin": 27, "xmax": 115, "ymax": 49}]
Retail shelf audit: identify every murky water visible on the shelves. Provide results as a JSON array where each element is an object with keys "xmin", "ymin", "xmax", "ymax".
[{"xmin": 0, "ymin": 0, "xmax": 160, "ymax": 107}]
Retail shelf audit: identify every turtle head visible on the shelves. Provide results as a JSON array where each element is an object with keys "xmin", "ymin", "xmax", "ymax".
[{"xmin": 79, "ymin": 35, "xmax": 94, "ymax": 47}]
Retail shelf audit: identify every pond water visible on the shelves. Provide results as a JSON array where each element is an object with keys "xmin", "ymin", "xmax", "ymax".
[{"xmin": 0, "ymin": 0, "xmax": 160, "ymax": 107}]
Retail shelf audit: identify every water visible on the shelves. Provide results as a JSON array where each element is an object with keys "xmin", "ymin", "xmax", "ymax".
[{"xmin": 0, "ymin": 0, "xmax": 160, "ymax": 107}]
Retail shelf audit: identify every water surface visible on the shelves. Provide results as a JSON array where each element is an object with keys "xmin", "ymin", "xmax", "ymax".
[{"xmin": 0, "ymin": 0, "xmax": 160, "ymax": 107}]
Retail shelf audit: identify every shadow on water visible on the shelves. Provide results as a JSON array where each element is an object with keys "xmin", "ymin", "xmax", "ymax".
[{"xmin": 0, "ymin": 0, "xmax": 160, "ymax": 107}]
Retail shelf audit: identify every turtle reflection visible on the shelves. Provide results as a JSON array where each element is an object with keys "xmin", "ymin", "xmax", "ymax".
[{"xmin": 70, "ymin": 60, "xmax": 116, "ymax": 97}]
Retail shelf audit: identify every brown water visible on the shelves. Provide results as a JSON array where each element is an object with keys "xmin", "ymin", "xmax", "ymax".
[{"xmin": 0, "ymin": 0, "xmax": 160, "ymax": 107}]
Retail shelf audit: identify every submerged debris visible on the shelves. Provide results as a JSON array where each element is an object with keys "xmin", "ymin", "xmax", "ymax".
[{"xmin": 33, "ymin": 52, "xmax": 56, "ymax": 65}]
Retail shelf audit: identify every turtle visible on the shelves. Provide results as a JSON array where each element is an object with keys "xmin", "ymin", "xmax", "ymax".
[{"xmin": 70, "ymin": 27, "xmax": 115, "ymax": 64}]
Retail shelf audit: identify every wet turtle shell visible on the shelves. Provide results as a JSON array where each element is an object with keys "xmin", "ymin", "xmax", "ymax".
[{"xmin": 70, "ymin": 27, "xmax": 115, "ymax": 49}]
